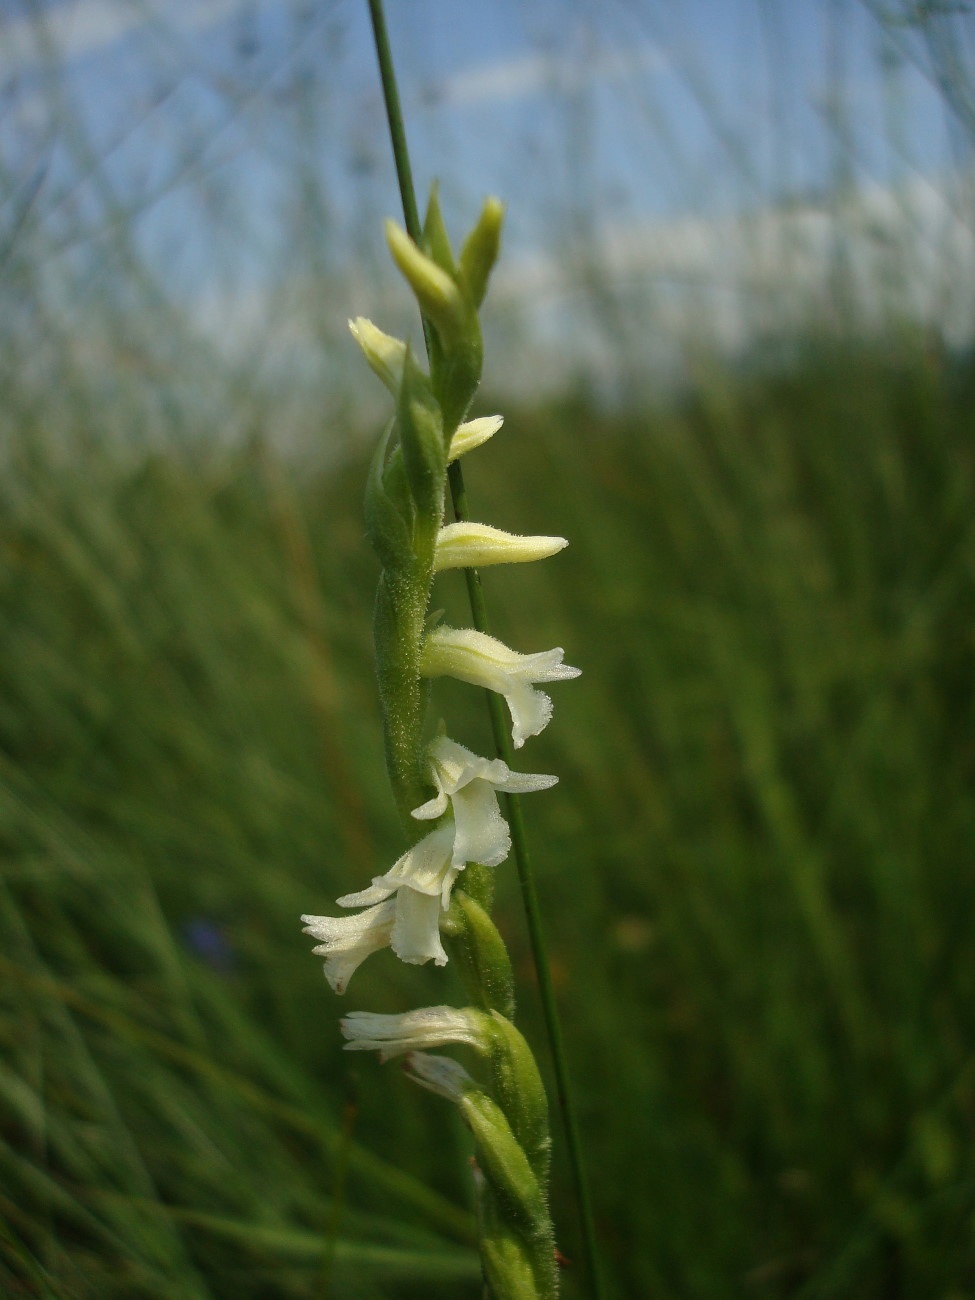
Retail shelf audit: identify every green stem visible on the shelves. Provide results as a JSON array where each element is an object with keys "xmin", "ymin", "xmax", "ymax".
[{"xmin": 365, "ymin": 6, "xmax": 604, "ymax": 1298}]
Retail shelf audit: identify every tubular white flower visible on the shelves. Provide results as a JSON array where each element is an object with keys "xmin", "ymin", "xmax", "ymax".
[
  {"xmin": 433, "ymin": 522, "xmax": 567, "ymax": 573},
  {"xmin": 337, "ymin": 822, "xmax": 458, "ymax": 910},
  {"xmin": 447, "ymin": 414, "xmax": 503, "ymax": 462},
  {"xmin": 412, "ymin": 734, "xmax": 556, "ymax": 868},
  {"xmin": 420, "ymin": 626, "xmax": 581, "ymax": 749},
  {"xmin": 348, "ymin": 317, "xmax": 407, "ymax": 394},
  {"xmin": 301, "ymin": 901, "xmax": 397, "ymax": 995},
  {"xmin": 403, "ymin": 1052, "xmax": 478, "ymax": 1102},
  {"xmin": 340, "ymin": 1005, "xmax": 489, "ymax": 1062},
  {"xmin": 301, "ymin": 824, "xmax": 463, "ymax": 989}
]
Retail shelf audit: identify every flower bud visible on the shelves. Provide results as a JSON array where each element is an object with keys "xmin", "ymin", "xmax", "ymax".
[
  {"xmin": 385, "ymin": 219, "xmax": 466, "ymax": 342},
  {"xmin": 348, "ymin": 317, "xmax": 406, "ymax": 394},
  {"xmin": 434, "ymin": 522, "xmax": 568, "ymax": 573},
  {"xmin": 447, "ymin": 414, "xmax": 503, "ymax": 462},
  {"xmin": 421, "ymin": 184, "xmax": 458, "ymax": 276},
  {"xmin": 459, "ymin": 196, "xmax": 504, "ymax": 309}
]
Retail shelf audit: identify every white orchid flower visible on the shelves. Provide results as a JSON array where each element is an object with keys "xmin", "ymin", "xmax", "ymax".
[
  {"xmin": 301, "ymin": 887, "xmax": 448, "ymax": 989},
  {"xmin": 300, "ymin": 900, "xmax": 398, "ymax": 995},
  {"xmin": 433, "ymin": 522, "xmax": 567, "ymax": 573},
  {"xmin": 302, "ymin": 823, "xmax": 462, "ymax": 989},
  {"xmin": 420, "ymin": 626, "xmax": 581, "ymax": 748},
  {"xmin": 337, "ymin": 821, "xmax": 459, "ymax": 911},
  {"xmin": 447, "ymin": 414, "xmax": 503, "ymax": 462},
  {"xmin": 412, "ymin": 733, "xmax": 556, "ymax": 868},
  {"xmin": 340, "ymin": 1005, "xmax": 488, "ymax": 1062}
]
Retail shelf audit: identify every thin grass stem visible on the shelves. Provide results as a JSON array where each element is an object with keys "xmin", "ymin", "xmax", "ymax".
[{"xmin": 365, "ymin": 4, "xmax": 604, "ymax": 1296}]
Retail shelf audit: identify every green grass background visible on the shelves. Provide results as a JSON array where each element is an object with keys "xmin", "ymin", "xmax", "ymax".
[{"xmin": 2, "ymin": 326, "xmax": 974, "ymax": 1297}]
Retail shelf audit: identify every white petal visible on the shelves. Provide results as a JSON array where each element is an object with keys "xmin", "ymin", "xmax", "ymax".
[
  {"xmin": 390, "ymin": 889, "xmax": 448, "ymax": 967},
  {"xmin": 440, "ymin": 864, "xmax": 462, "ymax": 910},
  {"xmin": 335, "ymin": 880, "xmax": 396, "ymax": 908},
  {"xmin": 420, "ymin": 629, "xmax": 578, "ymax": 747},
  {"xmin": 451, "ymin": 780, "xmax": 510, "ymax": 868},
  {"xmin": 300, "ymin": 901, "xmax": 396, "ymax": 994},
  {"xmin": 513, "ymin": 646, "xmax": 583, "ymax": 683},
  {"xmin": 340, "ymin": 824, "xmax": 454, "ymax": 905},
  {"xmin": 506, "ymin": 681, "xmax": 553, "ymax": 748},
  {"xmin": 378, "ymin": 823, "xmax": 455, "ymax": 897},
  {"xmin": 410, "ymin": 790, "xmax": 449, "ymax": 821},
  {"xmin": 424, "ymin": 733, "xmax": 556, "ymax": 798},
  {"xmin": 495, "ymin": 771, "xmax": 558, "ymax": 794}
]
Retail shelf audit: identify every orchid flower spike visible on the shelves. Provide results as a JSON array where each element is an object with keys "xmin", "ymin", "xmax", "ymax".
[
  {"xmin": 420, "ymin": 626, "xmax": 581, "ymax": 748},
  {"xmin": 412, "ymin": 733, "xmax": 556, "ymax": 868}
]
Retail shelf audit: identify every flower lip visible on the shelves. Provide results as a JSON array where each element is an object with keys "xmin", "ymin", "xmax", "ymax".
[{"xmin": 301, "ymin": 900, "xmax": 397, "ymax": 995}]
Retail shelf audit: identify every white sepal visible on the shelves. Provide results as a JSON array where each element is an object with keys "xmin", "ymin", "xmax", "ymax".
[
  {"xmin": 337, "ymin": 822, "xmax": 457, "ymax": 905},
  {"xmin": 301, "ymin": 901, "xmax": 396, "ymax": 995}
]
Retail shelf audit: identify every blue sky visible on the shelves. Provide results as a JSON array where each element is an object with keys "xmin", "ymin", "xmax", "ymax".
[
  {"xmin": 1, "ymin": 0, "xmax": 973, "ymax": 391},
  {"xmin": 3, "ymin": 0, "xmax": 963, "ymax": 241}
]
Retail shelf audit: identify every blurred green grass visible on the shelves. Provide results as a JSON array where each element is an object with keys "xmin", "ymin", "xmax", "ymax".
[{"xmin": 2, "ymin": 335, "xmax": 974, "ymax": 1298}]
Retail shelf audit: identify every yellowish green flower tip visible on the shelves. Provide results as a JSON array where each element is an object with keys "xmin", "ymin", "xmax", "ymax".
[
  {"xmin": 385, "ymin": 218, "xmax": 466, "ymax": 339},
  {"xmin": 349, "ymin": 317, "xmax": 407, "ymax": 394},
  {"xmin": 448, "ymin": 414, "xmax": 503, "ymax": 462},
  {"xmin": 434, "ymin": 522, "xmax": 568, "ymax": 573},
  {"xmin": 459, "ymin": 196, "xmax": 505, "ymax": 309}
]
